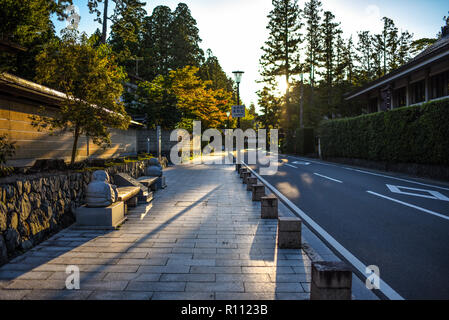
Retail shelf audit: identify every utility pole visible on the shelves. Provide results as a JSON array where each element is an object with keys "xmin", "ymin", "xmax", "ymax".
[
  {"xmin": 232, "ymin": 71, "xmax": 244, "ymax": 129},
  {"xmin": 300, "ymin": 72, "xmax": 304, "ymax": 129},
  {"xmin": 237, "ymin": 81, "xmax": 241, "ymax": 128}
]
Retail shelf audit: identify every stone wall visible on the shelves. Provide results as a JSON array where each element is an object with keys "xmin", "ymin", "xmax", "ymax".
[{"xmin": 0, "ymin": 160, "xmax": 148, "ymax": 265}]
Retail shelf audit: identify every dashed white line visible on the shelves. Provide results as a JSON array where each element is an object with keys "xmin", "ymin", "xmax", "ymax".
[
  {"xmin": 283, "ymin": 154, "xmax": 449, "ymax": 192},
  {"xmin": 285, "ymin": 163, "xmax": 298, "ymax": 169},
  {"xmin": 313, "ymin": 173, "xmax": 343, "ymax": 183},
  {"xmin": 345, "ymin": 168, "xmax": 449, "ymax": 192},
  {"xmin": 367, "ymin": 191, "xmax": 449, "ymax": 222}
]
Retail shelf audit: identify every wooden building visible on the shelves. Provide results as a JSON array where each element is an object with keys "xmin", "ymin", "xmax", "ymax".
[
  {"xmin": 345, "ymin": 27, "xmax": 449, "ymax": 112},
  {"xmin": 0, "ymin": 72, "xmax": 142, "ymax": 167}
]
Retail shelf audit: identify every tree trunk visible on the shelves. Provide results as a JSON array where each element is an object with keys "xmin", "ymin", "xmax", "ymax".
[
  {"xmin": 71, "ymin": 124, "xmax": 80, "ymax": 165},
  {"xmin": 101, "ymin": 0, "xmax": 109, "ymax": 44},
  {"xmin": 300, "ymin": 73, "xmax": 304, "ymax": 129}
]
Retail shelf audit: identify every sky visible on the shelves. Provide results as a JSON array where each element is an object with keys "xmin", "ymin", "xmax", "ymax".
[{"xmin": 53, "ymin": 0, "xmax": 448, "ymax": 111}]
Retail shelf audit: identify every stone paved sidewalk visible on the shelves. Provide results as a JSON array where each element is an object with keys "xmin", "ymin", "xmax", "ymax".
[{"xmin": 0, "ymin": 158, "xmax": 312, "ymax": 300}]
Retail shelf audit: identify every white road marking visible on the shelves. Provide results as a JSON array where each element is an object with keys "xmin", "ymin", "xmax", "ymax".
[
  {"xmin": 284, "ymin": 154, "xmax": 449, "ymax": 192},
  {"xmin": 292, "ymin": 161, "xmax": 311, "ymax": 165},
  {"xmin": 386, "ymin": 184, "xmax": 449, "ymax": 201},
  {"xmin": 367, "ymin": 191, "xmax": 449, "ymax": 222},
  {"xmin": 285, "ymin": 163, "xmax": 298, "ymax": 169},
  {"xmin": 244, "ymin": 163, "xmax": 404, "ymax": 300},
  {"xmin": 313, "ymin": 173, "xmax": 343, "ymax": 183},
  {"xmin": 346, "ymin": 168, "xmax": 449, "ymax": 192}
]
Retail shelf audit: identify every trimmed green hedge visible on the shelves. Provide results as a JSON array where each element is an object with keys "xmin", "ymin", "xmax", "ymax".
[
  {"xmin": 295, "ymin": 128, "xmax": 315, "ymax": 155},
  {"xmin": 281, "ymin": 127, "xmax": 315, "ymax": 155},
  {"xmin": 319, "ymin": 98, "xmax": 449, "ymax": 165}
]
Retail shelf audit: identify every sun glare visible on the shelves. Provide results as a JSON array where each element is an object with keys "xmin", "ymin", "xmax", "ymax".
[{"xmin": 275, "ymin": 76, "xmax": 289, "ymax": 96}]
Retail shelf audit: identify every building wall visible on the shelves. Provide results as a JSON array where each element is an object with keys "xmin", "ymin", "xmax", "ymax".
[
  {"xmin": 137, "ymin": 129, "xmax": 183, "ymax": 154},
  {"xmin": 0, "ymin": 95, "xmax": 138, "ymax": 167}
]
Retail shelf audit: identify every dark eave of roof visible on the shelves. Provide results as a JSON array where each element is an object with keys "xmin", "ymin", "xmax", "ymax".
[
  {"xmin": 345, "ymin": 35, "xmax": 449, "ymax": 100},
  {"xmin": 0, "ymin": 72, "xmax": 143, "ymax": 127},
  {"xmin": 0, "ymin": 72, "xmax": 66, "ymax": 106}
]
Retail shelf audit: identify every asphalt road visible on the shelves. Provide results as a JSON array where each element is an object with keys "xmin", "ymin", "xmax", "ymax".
[{"xmin": 246, "ymin": 153, "xmax": 449, "ymax": 300}]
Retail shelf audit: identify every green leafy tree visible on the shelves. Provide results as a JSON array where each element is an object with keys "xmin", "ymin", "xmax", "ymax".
[
  {"xmin": 260, "ymin": 0, "xmax": 302, "ymax": 89},
  {"xmin": 108, "ymin": 0, "xmax": 146, "ymax": 69},
  {"xmin": 88, "ymin": 0, "xmax": 109, "ymax": 44},
  {"xmin": 239, "ymin": 103, "xmax": 258, "ymax": 131},
  {"xmin": 0, "ymin": 0, "xmax": 71, "ymax": 77},
  {"xmin": 437, "ymin": 12, "xmax": 449, "ymax": 38},
  {"xmin": 257, "ymin": 87, "xmax": 282, "ymax": 129},
  {"xmin": 411, "ymin": 38, "xmax": 437, "ymax": 56},
  {"xmin": 356, "ymin": 31, "xmax": 374, "ymax": 84},
  {"xmin": 397, "ymin": 30, "xmax": 413, "ymax": 66},
  {"xmin": 139, "ymin": 3, "xmax": 205, "ymax": 81},
  {"xmin": 169, "ymin": 66, "xmax": 232, "ymax": 130},
  {"xmin": 142, "ymin": 5, "xmax": 173, "ymax": 79},
  {"xmin": 318, "ymin": 11, "xmax": 342, "ymax": 118},
  {"xmin": 259, "ymin": 0, "xmax": 303, "ymax": 132},
  {"xmin": 373, "ymin": 17, "xmax": 397, "ymax": 75},
  {"xmin": 0, "ymin": 0, "xmax": 70, "ymax": 43},
  {"xmin": 33, "ymin": 30, "xmax": 130, "ymax": 164},
  {"xmin": 304, "ymin": 0, "xmax": 322, "ymax": 88},
  {"xmin": 128, "ymin": 76, "xmax": 181, "ymax": 129},
  {"xmin": 170, "ymin": 3, "xmax": 204, "ymax": 70},
  {"xmin": 199, "ymin": 49, "xmax": 234, "ymax": 92}
]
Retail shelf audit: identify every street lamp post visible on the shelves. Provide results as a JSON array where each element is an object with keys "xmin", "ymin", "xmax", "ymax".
[{"xmin": 232, "ymin": 71, "xmax": 244, "ymax": 128}]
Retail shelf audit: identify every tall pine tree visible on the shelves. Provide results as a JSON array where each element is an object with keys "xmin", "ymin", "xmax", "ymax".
[
  {"xmin": 259, "ymin": 0, "xmax": 303, "ymax": 130},
  {"xmin": 259, "ymin": 0, "xmax": 303, "ymax": 93},
  {"xmin": 170, "ymin": 3, "xmax": 204, "ymax": 70},
  {"xmin": 303, "ymin": 0, "xmax": 322, "ymax": 88}
]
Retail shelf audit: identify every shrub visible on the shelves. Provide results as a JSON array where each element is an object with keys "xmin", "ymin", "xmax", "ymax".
[
  {"xmin": 0, "ymin": 134, "xmax": 15, "ymax": 165},
  {"xmin": 295, "ymin": 128, "xmax": 315, "ymax": 155},
  {"xmin": 318, "ymin": 99, "xmax": 449, "ymax": 165}
]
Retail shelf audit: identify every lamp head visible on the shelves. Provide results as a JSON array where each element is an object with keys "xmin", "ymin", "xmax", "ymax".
[{"xmin": 232, "ymin": 70, "xmax": 244, "ymax": 84}]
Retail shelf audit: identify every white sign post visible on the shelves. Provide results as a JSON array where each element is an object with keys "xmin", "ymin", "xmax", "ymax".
[{"xmin": 232, "ymin": 105, "xmax": 246, "ymax": 118}]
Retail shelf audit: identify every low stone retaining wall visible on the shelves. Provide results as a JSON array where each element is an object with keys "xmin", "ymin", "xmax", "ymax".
[{"xmin": 0, "ymin": 160, "xmax": 148, "ymax": 265}]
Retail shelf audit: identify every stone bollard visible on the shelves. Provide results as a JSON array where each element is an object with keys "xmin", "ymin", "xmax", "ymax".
[
  {"xmin": 277, "ymin": 216, "xmax": 301, "ymax": 248},
  {"xmin": 261, "ymin": 194, "xmax": 278, "ymax": 219},
  {"xmin": 239, "ymin": 168, "xmax": 248, "ymax": 178},
  {"xmin": 252, "ymin": 184, "xmax": 266, "ymax": 201},
  {"xmin": 310, "ymin": 261, "xmax": 352, "ymax": 300},
  {"xmin": 236, "ymin": 164, "xmax": 241, "ymax": 172},
  {"xmin": 247, "ymin": 177, "xmax": 257, "ymax": 191},
  {"xmin": 242, "ymin": 172, "xmax": 251, "ymax": 184}
]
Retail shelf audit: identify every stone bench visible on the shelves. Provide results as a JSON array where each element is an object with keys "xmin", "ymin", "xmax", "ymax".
[
  {"xmin": 137, "ymin": 176, "xmax": 159, "ymax": 191},
  {"xmin": 117, "ymin": 186, "xmax": 140, "ymax": 211},
  {"xmin": 114, "ymin": 173, "xmax": 153, "ymax": 204},
  {"xmin": 74, "ymin": 201, "xmax": 126, "ymax": 230}
]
